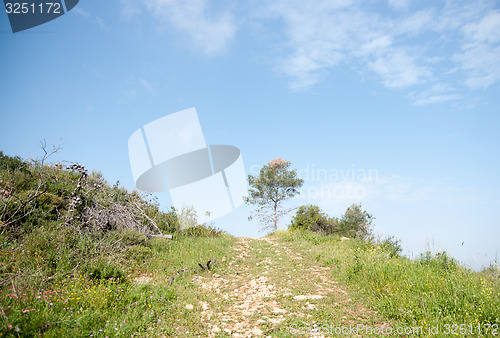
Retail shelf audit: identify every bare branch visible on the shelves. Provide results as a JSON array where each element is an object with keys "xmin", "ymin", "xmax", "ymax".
[
  {"xmin": 132, "ymin": 200, "xmax": 163, "ymax": 236},
  {"xmin": 39, "ymin": 139, "xmax": 63, "ymax": 166}
]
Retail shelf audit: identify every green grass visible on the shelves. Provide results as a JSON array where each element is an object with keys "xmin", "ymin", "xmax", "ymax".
[
  {"xmin": 3, "ymin": 228, "xmax": 499, "ymax": 336},
  {"xmin": 275, "ymin": 230, "xmax": 500, "ymax": 334},
  {"xmin": 2, "ymin": 153, "xmax": 499, "ymax": 336},
  {"xmin": 0, "ymin": 152, "xmax": 236, "ymax": 336},
  {"xmin": 0, "ymin": 233, "xmax": 235, "ymax": 336}
]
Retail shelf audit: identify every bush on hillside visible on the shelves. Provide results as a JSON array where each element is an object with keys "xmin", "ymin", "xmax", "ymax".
[
  {"xmin": 377, "ymin": 235, "xmax": 403, "ymax": 257},
  {"xmin": 156, "ymin": 206, "xmax": 180, "ymax": 233},
  {"xmin": 0, "ymin": 150, "xmax": 187, "ymax": 289},
  {"xmin": 0, "ymin": 151, "xmax": 171, "ymax": 238},
  {"xmin": 338, "ymin": 203, "xmax": 374, "ymax": 240},
  {"xmin": 482, "ymin": 264, "xmax": 500, "ymax": 278},
  {"xmin": 289, "ymin": 204, "xmax": 338, "ymax": 235},
  {"xmin": 289, "ymin": 203, "xmax": 374, "ymax": 240}
]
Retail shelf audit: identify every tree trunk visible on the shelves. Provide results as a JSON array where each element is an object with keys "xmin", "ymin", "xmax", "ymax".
[{"xmin": 273, "ymin": 202, "xmax": 278, "ymax": 232}]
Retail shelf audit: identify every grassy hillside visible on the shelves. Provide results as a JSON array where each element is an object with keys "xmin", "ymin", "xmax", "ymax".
[
  {"xmin": 275, "ymin": 230, "xmax": 500, "ymax": 333},
  {"xmin": 1, "ymin": 151, "xmax": 499, "ymax": 336},
  {"xmin": 0, "ymin": 151, "xmax": 234, "ymax": 336}
]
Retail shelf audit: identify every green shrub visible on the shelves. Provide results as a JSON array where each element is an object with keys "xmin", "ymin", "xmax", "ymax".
[
  {"xmin": 156, "ymin": 207, "xmax": 180, "ymax": 233},
  {"xmin": 378, "ymin": 235, "xmax": 403, "ymax": 257},
  {"xmin": 289, "ymin": 204, "xmax": 338, "ymax": 235},
  {"xmin": 0, "ymin": 150, "xmax": 237, "ymax": 336},
  {"xmin": 2, "ymin": 223, "xmax": 80, "ymax": 287},
  {"xmin": 482, "ymin": 264, "xmax": 500, "ymax": 278},
  {"xmin": 289, "ymin": 203, "xmax": 375, "ymax": 240},
  {"xmin": 0, "ymin": 152, "xmax": 34, "ymax": 194},
  {"xmin": 337, "ymin": 203, "xmax": 374, "ymax": 240},
  {"xmin": 35, "ymin": 191, "xmax": 64, "ymax": 211},
  {"xmin": 0, "ymin": 151, "xmax": 26, "ymax": 172},
  {"xmin": 418, "ymin": 251, "xmax": 459, "ymax": 272}
]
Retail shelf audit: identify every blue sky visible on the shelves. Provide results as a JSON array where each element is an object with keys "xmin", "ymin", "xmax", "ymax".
[{"xmin": 1, "ymin": 0, "xmax": 499, "ymax": 269}]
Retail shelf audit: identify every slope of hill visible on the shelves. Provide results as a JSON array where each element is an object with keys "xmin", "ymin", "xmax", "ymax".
[{"xmin": 1, "ymin": 152, "xmax": 499, "ymax": 336}]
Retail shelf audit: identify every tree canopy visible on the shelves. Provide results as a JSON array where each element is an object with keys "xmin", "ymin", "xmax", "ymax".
[{"xmin": 244, "ymin": 158, "xmax": 303, "ymax": 233}]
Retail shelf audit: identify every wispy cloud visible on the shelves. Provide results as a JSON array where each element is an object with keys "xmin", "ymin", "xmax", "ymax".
[
  {"xmin": 119, "ymin": 0, "xmax": 499, "ymax": 102},
  {"xmin": 120, "ymin": 0, "xmax": 142, "ymax": 21},
  {"xmin": 73, "ymin": 7, "xmax": 105, "ymax": 28},
  {"xmin": 454, "ymin": 10, "xmax": 500, "ymax": 89},
  {"xmin": 122, "ymin": 77, "xmax": 157, "ymax": 99},
  {"xmin": 368, "ymin": 50, "xmax": 432, "ymax": 88},
  {"xmin": 139, "ymin": 79, "xmax": 157, "ymax": 95},
  {"xmin": 256, "ymin": 0, "xmax": 499, "ymax": 102},
  {"xmin": 263, "ymin": 0, "xmax": 379, "ymax": 90},
  {"xmin": 410, "ymin": 84, "xmax": 461, "ymax": 105},
  {"xmin": 120, "ymin": 0, "xmax": 237, "ymax": 56},
  {"xmin": 388, "ymin": 0, "xmax": 410, "ymax": 11}
]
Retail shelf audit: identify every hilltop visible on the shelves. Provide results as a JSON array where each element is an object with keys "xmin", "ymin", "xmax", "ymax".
[{"xmin": 1, "ymin": 151, "xmax": 499, "ymax": 336}]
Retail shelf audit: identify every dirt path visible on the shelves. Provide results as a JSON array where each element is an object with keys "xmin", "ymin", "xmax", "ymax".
[{"xmin": 191, "ymin": 237, "xmax": 390, "ymax": 337}]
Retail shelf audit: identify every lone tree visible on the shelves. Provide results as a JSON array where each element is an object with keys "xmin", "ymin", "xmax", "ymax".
[
  {"xmin": 338, "ymin": 203, "xmax": 374, "ymax": 240},
  {"xmin": 244, "ymin": 158, "xmax": 304, "ymax": 233}
]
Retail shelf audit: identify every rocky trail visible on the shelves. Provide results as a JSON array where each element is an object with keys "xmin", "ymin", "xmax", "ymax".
[{"xmin": 185, "ymin": 236, "xmax": 390, "ymax": 337}]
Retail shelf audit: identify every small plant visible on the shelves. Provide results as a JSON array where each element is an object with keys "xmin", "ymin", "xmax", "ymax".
[
  {"xmin": 378, "ymin": 235, "xmax": 403, "ymax": 258},
  {"xmin": 178, "ymin": 205, "xmax": 199, "ymax": 230},
  {"xmin": 84, "ymin": 259, "xmax": 125, "ymax": 281},
  {"xmin": 482, "ymin": 263, "xmax": 500, "ymax": 278}
]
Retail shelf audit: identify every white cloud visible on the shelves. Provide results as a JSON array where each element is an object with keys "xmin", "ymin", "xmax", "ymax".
[
  {"xmin": 122, "ymin": 88, "xmax": 136, "ymax": 99},
  {"xmin": 410, "ymin": 83, "xmax": 461, "ymax": 105},
  {"xmin": 139, "ymin": 79, "xmax": 157, "ymax": 95},
  {"xmin": 122, "ymin": 77, "xmax": 157, "ymax": 99},
  {"xmin": 463, "ymin": 10, "xmax": 500, "ymax": 44},
  {"xmin": 257, "ymin": 0, "xmax": 499, "ymax": 101},
  {"xmin": 120, "ymin": 0, "xmax": 500, "ymax": 99},
  {"xmin": 455, "ymin": 44, "xmax": 500, "ymax": 89},
  {"xmin": 73, "ymin": 7, "xmax": 90, "ymax": 18},
  {"xmin": 260, "ymin": 0, "xmax": 436, "ymax": 90},
  {"xmin": 396, "ymin": 9, "xmax": 435, "ymax": 35},
  {"xmin": 388, "ymin": 0, "xmax": 410, "ymax": 11},
  {"xmin": 413, "ymin": 94, "xmax": 461, "ymax": 105},
  {"xmin": 120, "ymin": 0, "xmax": 142, "ymax": 21},
  {"xmin": 358, "ymin": 36, "xmax": 392, "ymax": 55},
  {"xmin": 454, "ymin": 10, "xmax": 500, "ymax": 89},
  {"xmin": 121, "ymin": 0, "xmax": 236, "ymax": 55},
  {"xmin": 73, "ymin": 7, "xmax": 105, "ymax": 27},
  {"xmin": 369, "ymin": 50, "xmax": 431, "ymax": 88},
  {"xmin": 264, "ymin": 0, "xmax": 384, "ymax": 90}
]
